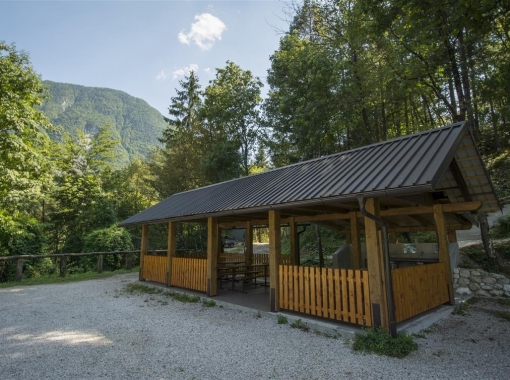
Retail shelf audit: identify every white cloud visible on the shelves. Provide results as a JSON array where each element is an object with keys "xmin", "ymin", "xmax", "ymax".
[
  {"xmin": 156, "ymin": 70, "xmax": 168, "ymax": 80},
  {"xmin": 204, "ymin": 68, "xmax": 211, "ymax": 73},
  {"xmin": 178, "ymin": 13, "xmax": 226, "ymax": 51},
  {"xmin": 172, "ymin": 64, "xmax": 199, "ymax": 80}
]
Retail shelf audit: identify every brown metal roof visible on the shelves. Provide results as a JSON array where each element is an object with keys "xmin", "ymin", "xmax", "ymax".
[{"xmin": 119, "ymin": 122, "xmax": 499, "ymax": 227}]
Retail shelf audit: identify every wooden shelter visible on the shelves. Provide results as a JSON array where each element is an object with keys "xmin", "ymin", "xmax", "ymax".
[{"xmin": 119, "ymin": 122, "xmax": 499, "ymax": 332}]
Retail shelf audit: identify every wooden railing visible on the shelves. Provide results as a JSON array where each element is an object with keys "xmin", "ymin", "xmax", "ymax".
[
  {"xmin": 392, "ymin": 263, "xmax": 450, "ymax": 322},
  {"xmin": 0, "ymin": 250, "xmax": 141, "ymax": 282},
  {"xmin": 218, "ymin": 253, "xmax": 291, "ymax": 265},
  {"xmin": 278, "ymin": 265, "xmax": 372, "ymax": 327},
  {"xmin": 171, "ymin": 257, "xmax": 207, "ymax": 292}
]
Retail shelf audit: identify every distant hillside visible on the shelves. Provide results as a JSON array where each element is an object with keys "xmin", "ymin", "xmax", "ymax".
[{"xmin": 40, "ymin": 81, "xmax": 166, "ymax": 167}]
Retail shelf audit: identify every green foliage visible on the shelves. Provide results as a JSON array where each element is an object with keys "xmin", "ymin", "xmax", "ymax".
[
  {"xmin": 491, "ymin": 214, "xmax": 510, "ymax": 239},
  {"xmin": 0, "ymin": 268, "xmax": 135, "ymax": 289},
  {"xmin": 459, "ymin": 242, "xmax": 510, "ymax": 274},
  {"xmin": 0, "ymin": 42, "xmax": 53, "ymax": 257},
  {"xmin": 352, "ymin": 328, "xmax": 418, "ymax": 358},
  {"xmin": 162, "ymin": 290, "xmax": 200, "ymax": 303},
  {"xmin": 82, "ymin": 226, "xmax": 134, "ymax": 253},
  {"xmin": 277, "ymin": 315, "xmax": 288, "ymax": 324},
  {"xmin": 203, "ymin": 299, "xmax": 216, "ymax": 308},
  {"xmin": 452, "ymin": 302, "xmax": 470, "ymax": 316},
  {"xmin": 40, "ymin": 80, "xmax": 166, "ymax": 167},
  {"xmin": 125, "ymin": 283, "xmax": 163, "ymax": 295},
  {"xmin": 290, "ymin": 319, "xmax": 310, "ymax": 332},
  {"xmin": 493, "ymin": 311, "xmax": 510, "ymax": 322}
]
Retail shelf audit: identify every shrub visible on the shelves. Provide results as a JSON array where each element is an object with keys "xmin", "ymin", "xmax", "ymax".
[
  {"xmin": 352, "ymin": 328, "xmax": 418, "ymax": 358},
  {"xmin": 491, "ymin": 214, "xmax": 510, "ymax": 239},
  {"xmin": 277, "ymin": 315, "xmax": 288, "ymax": 324}
]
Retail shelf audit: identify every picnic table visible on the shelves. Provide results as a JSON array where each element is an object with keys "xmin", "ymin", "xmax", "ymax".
[{"xmin": 217, "ymin": 262, "xmax": 269, "ymax": 292}]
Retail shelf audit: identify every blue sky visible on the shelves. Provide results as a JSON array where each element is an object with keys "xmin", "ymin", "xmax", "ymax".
[{"xmin": 0, "ymin": 1, "xmax": 290, "ymax": 114}]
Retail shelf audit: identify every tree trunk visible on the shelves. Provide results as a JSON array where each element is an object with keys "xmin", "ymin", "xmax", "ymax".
[
  {"xmin": 314, "ymin": 224, "xmax": 324, "ymax": 268},
  {"xmin": 478, "ymin": 212, "xmax": 497, "ymax": 262}
]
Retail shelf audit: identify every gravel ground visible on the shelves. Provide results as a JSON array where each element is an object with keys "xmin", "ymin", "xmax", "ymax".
[{"xmin": 1, "ymin": 273, "xmax": 509, "ymax": 380}]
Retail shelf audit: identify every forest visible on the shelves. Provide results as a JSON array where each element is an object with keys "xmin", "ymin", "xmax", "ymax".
[{"xmin": 1, "ymin": 0, "xmax": 510, "ymax": 280}]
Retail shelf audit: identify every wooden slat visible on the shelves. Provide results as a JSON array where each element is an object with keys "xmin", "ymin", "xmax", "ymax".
[
  {"xmin": 392, "ymin": 263, "xmax": 449, "ymax": 322},
  {"xmin": 294, "ymin": 265, "xmax": 299, "ymax": 312},
  {"xmin": 299, "ymin": 266, "xmax": 304, "ymax": 313},
  {"xmin": 355, "ymin": 270, "xmax": 363, "ymax": 325}
]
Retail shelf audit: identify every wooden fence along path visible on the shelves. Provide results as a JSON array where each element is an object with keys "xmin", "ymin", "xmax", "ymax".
[
  {"xmin": 142, "ymin": 255, "xmax": 167, "ymax": 284},
  {"xmin": 278, "ymin": 265, "xmax": 372, "ymax": 327},
  {"xmin": 171, "ymin": 258, "xmax": 207, "ymax": 292},
  {"xmin": 391, "ymin": 262, "xmax": 450, "ymax": 323}
]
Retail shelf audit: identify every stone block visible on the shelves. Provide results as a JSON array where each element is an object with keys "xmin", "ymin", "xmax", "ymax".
[
  {"xmin": 456, "ymin": 287, "xmax": 471, "ymax": 295},
  {"xmin": 470, "ymin": 276, "xmax": 481, "ymax": 283},
  {"xmin": 457, "ymin": 278, "xmax": 470, "ymax": 286},
  {"xmin": 453, "ymin": 268, "xmax": 459, "ymax": 274},
  {"xmin": 482, "ymin": 276, "xmax": 497, "ymax": 285},
  {"xmin": 469, "ymin": 283, "xmax": 480, "ymax": 291},
  {"xmin": 495, "ymin": 284, "xmax": 503, "ymax": 290},
  {"xmin": 471, "ymin": 270, "xmax": 481, "ymax": 276},
  {"xmin": 481, "ymin": 285, "xmax": 494, "ymax": 291},
  {"xmin": 476, "ymin": 289, "xmax": 490, "ymax": 297},
  {"xmin": 504, "ymin": 284, "xmax": 510, "ymax": 292},
  {"xmin": 453, "ymin": 274, "xmax": 459, "ymax": 279},
  {"xmin": 459, "ymin": 269, "xmax": 471, "ymax": 278},
  {"xmin": 490, "ymin": 290, "xmax": 504, "ymax": 296},
  {"xmin": 498, "ymin": 278, "xmax": 510, "ymax": 284}
]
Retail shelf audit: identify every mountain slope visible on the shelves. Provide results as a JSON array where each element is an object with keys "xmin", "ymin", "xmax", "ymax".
[{"xmin": 41, "ymin": 81, "xmax": 166, "ymax": 167}]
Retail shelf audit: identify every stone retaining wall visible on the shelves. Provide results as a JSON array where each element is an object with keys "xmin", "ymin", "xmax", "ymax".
[{"xmin": 453, "ymin": 268, "xmax": 510, "ymax": 297}]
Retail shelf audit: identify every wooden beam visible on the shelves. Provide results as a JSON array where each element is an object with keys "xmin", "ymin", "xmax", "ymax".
[
  {"xmin": 364, "ymin": 198, "xmax": 389, "ymax": 330},
  {"xmin": 207, "ymin": 217, "xmax": 219, "ymax": 297},
  {"xmin": 442, "ymin": 201, "xmax": 481, "ymax": 213},
  {"xmin": 245, "ymin": 221, "xmax": 253, "ymax": 266},
  {"xmin": 294, "ymin": 212, "xmax": 351, "ymax": 223},
  {"xmin": 166, "ymin": 222, "xmax": 177, "ymax": 287},
  {"xmin": 380, "ymin": 201, "xmax": 482, "ymax": 217},
  {"xmin": 449, "ymin": 159, "xmax": 473, "ymax": 201},
  {"xmin": 447, "ymin": 230, "xmax": 457, "ymax": 243},
  {"xmin": 269, "ymin": 210, "xmax": 281, "ymax": 312},
  {"xmin": 350, "ymin": 212, "xmax": 361, "ymax": 269},
  {"xmin": 140, "ymin": 224, "xmax": 149, "ymax": 281},
  {"xmin": 289, "ymin": 217, "xmax": 299, "ymax": 265},
  {"xmin": 433, "ymin": 205, "xmax": 455, "ymax": 305}
]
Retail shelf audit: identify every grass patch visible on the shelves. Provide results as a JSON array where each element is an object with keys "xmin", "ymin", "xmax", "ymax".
[
  {"xmin": 459, "ymin": 241, "xmax": 510, "ymax": 275},
  {"xmin": 352, "ymin": 328, "xmax": 418, "ymax": 358},
  {"xmin": 162, "ymin": 290, "xmax": 200, "ymax": 303},
  {"xmin": 493, "ymin": 310, "xmax": 510, "ymax": 322},
  {"xmin": 496, "ymin": 298, "xmax": 510, "ymax": 307},
  {"xmin": 452, "ymin": 301, "xmax": 470, "ymax": 316},
  {"xmin": 202, "ymin": 299, "xmax": 216, "ymax": 308},
  {"xmin": 125, "ymin": 283, "xmax": 163, "ymax": 295},
  {"xmin": 290, "ymin": 319, "xmax": 310, "ymax": 332},
  {"xmin": 0, "ymin": 268, "xmax": 137, "ymax": 289},
  {"xmin": 277, "ymin": 315, "xmax": 288, "ymax": 324},
  {"xmin": 411, "ymin": 332, "xmax": 427, "ymax": 339}
]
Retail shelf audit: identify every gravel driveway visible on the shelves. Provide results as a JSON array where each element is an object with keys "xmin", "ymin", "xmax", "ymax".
[{"xmin": 1, "ymin": 273, "xmax": 509, "ymax": 380}]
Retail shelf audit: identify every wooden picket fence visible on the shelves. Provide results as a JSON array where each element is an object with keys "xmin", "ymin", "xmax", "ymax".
[
  {"xmin": 142, "ymin": 255, "xmax": 167, "ymax": 284},
  {"xmin": 392, "ymin": 263, "xmax": 450, "ymax": 322},
  {"xmin": 278, "ymin": 265, "xmax": 372, "ymax": 327},
  {"xmin": 171, "ymin": 257, "xmax": 207, "ymax": 292}
]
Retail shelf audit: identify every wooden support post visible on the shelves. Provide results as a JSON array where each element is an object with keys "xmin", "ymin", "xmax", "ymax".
[
  {"xmin": 245, "ymin": 221, "xmax": 253, "ymax": 267},
  {"xmin": 140, "ymin": 224, "xmax": 149, "ymax": 281},
  {"xmin": 60, "ymin": 255, "xmax": 67, "ymax": 278},
  {"xmin": 218, "ymin": 226, "xmax": 224, "ymax": 254},
  {"xmin": 167, "ymin": 222, "xmax": 177, "ymax": 287},
  {"xmin": 433, "ymin": 204, "xmax": 455, "ymax": 305},
  {"xmin": 350, "ymin": 212, "xmax": 361, "ymax": 269},
  {"xmin": 15, "ymin": 259, "xmax": 23, "ymax": 281},
  {"xmin": 207, "ymin": 217, "xmax": 219, "ymax": 297},
  {"xmin": 289, "ymin": 217, "xmax": 299, "ymax": 266},
  {"xmin": 97, "ymin": 255, "xmax": 103, "ymax": 273},
  {"xmin": 447, "ymin": 230, "xmax": 457, "ymax": 243},
  {"xmin": 390, "ymin": 232, "xmax": 398, "ymax": 244},
  {"xmin": 269, "ymin": 210, "xmax": 281, "ymax": 312},
  {"xmin": 364, "ymin": 198, "xmax": 389, "ymax": 329},
  {"xmin": 125, "ymin": 253, "xmax": 133, "ymax": 270}
]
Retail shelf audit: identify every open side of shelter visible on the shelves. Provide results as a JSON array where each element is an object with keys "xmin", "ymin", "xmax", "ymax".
[{"xmin": 119, "ymin": 122, "xmax": 499, "ymax": 333}]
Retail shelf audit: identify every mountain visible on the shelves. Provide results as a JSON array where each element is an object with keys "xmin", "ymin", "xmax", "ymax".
[{"xmin": 40, "ymin": 81, "xmax": 167, "ymax": 167}]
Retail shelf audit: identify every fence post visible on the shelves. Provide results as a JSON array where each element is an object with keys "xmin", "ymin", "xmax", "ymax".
[
  {"xmin": 15, "ymin": 259, "xmax": 24, "ymax": 282},
  {"xmin": 126, "ymin": 253, "xmax": 133, "ymax": 269},
  {"xmin": 60, "ymin": 255, "xmax": 67, "ymax": 278},
  {"xmin": 97, "ymin": 254, "xmax": 103, "ymax": 273}
]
